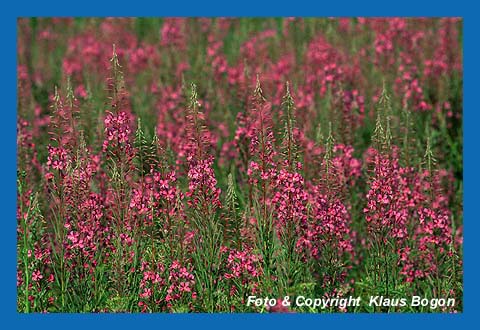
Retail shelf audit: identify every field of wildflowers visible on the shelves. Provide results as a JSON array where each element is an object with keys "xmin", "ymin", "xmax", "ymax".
[{"xmin": 16, "ymin": 17, "xmax": 463, "ymax": 313}]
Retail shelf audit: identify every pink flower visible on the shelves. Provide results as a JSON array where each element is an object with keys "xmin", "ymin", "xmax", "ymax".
[{"xmin": 32, "ymin": 270, "xmax": 43, "ymax": 282}]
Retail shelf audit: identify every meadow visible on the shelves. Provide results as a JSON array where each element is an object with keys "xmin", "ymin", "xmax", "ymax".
[{"xmin": 16, "ymin": 17, "xmax": 463, "ymax": 312}]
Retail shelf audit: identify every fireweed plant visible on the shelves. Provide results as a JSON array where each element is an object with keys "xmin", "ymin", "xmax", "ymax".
[{"xmin": 17, "ymin": 18, "xmax": 462, "ymax": 313}]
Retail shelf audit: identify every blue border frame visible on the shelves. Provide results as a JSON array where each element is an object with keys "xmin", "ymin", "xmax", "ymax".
[{"xmin": 3, "ymin": 1, "xmax": 476, "ymax": 329}]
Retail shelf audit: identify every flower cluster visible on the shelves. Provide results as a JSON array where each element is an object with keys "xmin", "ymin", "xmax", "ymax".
[
  {"xmin": 363, "ymin": 149, "xmax": 409, "ymax": 241},
  {"xmin": 138, "ymin": 259, "xmax": 196, "ymax": 312},
  {"xmin": 271, "ymin": 167, "xmax": 309, "ymax": 237},
  {"xmin": 165, "ymin": 261, "xmax": 196, "ymax": 309},
  {"xmin": 46, "ymin": 145, "xmax": 69, "ymax": 172},
  {"xmin": 186, "ymin": 156, "xmax": 221, "ymax": 210},
  {"xmin": 301, "ymin": 186, "xmax": 354, "ymax": 261},
  {"xmin": 223, "ymin": 247, "xmax": 262, "ymax": 280},
  {"xmin": 103, "ymin": 111, "xmax": 133, "ymax": 154}
]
